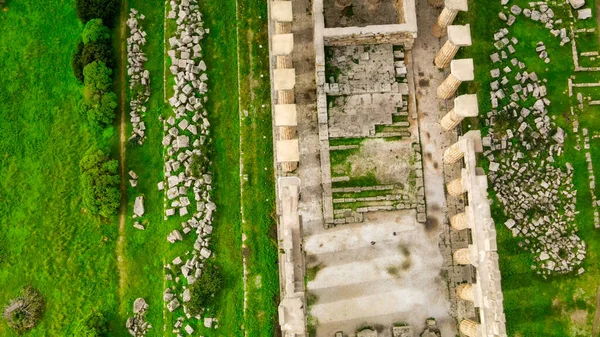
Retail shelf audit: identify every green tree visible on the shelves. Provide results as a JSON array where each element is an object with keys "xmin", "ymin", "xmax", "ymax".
[
  {"xmin": 83, "ymin": 61, "xmax": 112, "ymax": 92},
  {"xmin": 82, "ymin": 19, "xmax": 110, "ymax": 44},
  {"xmin": 80, "ymin": 146, "xmax": 120, "ymax": 218},
  {"xmin": 72, "ymin": 40, "xmax": 113, "ymax": 82},
  {"xmin": 81, "ymin": 61, "xmax": 117, "ymax": 127},
  {"xmin": 76, "ymin": 0, "xmax": 120, "ymax": 27}
]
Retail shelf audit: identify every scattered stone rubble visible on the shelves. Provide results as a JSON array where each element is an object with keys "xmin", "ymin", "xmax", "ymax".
[
  {"xmin": 126, "ymin": 298, "xmax": 152, "ymax": 336},
  {"xmin": 502, "ymin": 1, "xmax": 571, "ymax": 45},
  {"xmin": 163, "ymin": 0, "xmax": 217, "ymax": 333},
  {"xmin": 484, "ymin": 3, "xmax": 586, "ymax": 275},
  {"xmin": 127, "ymin": 8, "xmax": 150, "ymax": 145}
]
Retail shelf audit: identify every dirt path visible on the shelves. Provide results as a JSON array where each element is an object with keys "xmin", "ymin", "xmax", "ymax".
[
  {"xmin": 593, "ymin": 286, "xmax": 600, "ymax": 336},
  {"xmin": 116, "ymin": 0, "xmax": 129, "ymax": 306},
  {"xmin": 234, "ymin": 0, "xmax": 249, "ymax": 330}
]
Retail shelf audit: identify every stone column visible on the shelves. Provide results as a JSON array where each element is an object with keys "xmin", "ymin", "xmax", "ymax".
[
  {"xmin": 434, "ymin": 25, "xmax": 472, "ymax": 69},
  {"xmin": 456, "ymin": 283, "xmax": 474, "ymax": 301},
  {"xmin": 459, "ymin": 319, "xmax": 478, "ymax": 337},
  {"xmin": 440, "ymin": 94, "xmax": 479, "ymax": 131},
  {"xmin": 277, "ymin": 55, "xmax": 293, "ymax": 69},
  {"xmin": 450, "ymin": 212, "xmax": 468, "ymax": 230},
  {"xmin": 443, "ymin": 141, "xmax": 464, "ymax": 164},
  {"xmin": 437, "ymin": 59, "xmax": 474, "ymax": 99},
  {"xmin": 434, "ymin": 41, "xmax": 460, "ymax": 69},
  {"xmin": 453, "ymin": 248, "xmax": 471, "ymax": 265},
  {"xmin": 275, "ymin": 22, "xmax": 292, "ymax": 34},
  {"xmin": 447, "ymin": 177, "xmax": 464, "ymax": 196},
  {"xmin": 278, "ymin": 89, "xmax": 295, "ymax": 104},
  {"xmin": 432, "ymin": 0, "xmax": 468, "ymax": 37}
]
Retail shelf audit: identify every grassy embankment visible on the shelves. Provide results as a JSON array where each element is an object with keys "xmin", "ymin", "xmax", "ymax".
[
  {"xmin": 0, "ymin": 1, "xmax": 121, "ymax": 335},
  {"xmin": 457, "ymin": 1, "xmax": 600, "ymax": 336},
  {"xmin": 236, "ymin": 0, "xmax": 280, "ymax": 336}
]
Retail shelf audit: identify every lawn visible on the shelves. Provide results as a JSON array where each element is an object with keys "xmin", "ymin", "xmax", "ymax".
[
  {"xmin": 0, "ymin": 0, "xmax": 278, "ymax": 335},
  {"xmin": 0, "ymin": 1, "xmax": 121, "ymax": 335},
  {"xmin": 456, "ymin": 1, "xmax": 600, "ymax": 336}
]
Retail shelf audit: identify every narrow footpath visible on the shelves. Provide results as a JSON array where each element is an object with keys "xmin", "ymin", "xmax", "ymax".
[{"xmin": 116, "ymin": 0, "xmax": 130, "ymax": 307}]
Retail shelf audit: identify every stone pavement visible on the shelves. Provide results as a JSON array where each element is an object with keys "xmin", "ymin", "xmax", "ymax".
[{"xmin": 410, "ymin": 0, "xmax": 473, "ymax": 331}]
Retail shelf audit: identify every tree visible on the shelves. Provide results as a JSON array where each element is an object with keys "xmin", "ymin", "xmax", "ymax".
[
  {"xmin": 80, "ymin": 146, "xmax": 120, "ymax": 218},
  {"xmin": 81, "ymin": 61, "xmax": 117, "ymax": 127},
  {"xmin": 83, "ymin": 61, "xmax": 112, "ymax": 92},
  {"xmin": 86, "ymin": 92, "xmax": 118, "ymax": 127},
  {"xmin": 73, "ymin": 39, "xmax": 114, "ymax": 82},
  {"xmin": 82, "ymin": 19, "xmax": 110, "ymax": 44},
  {"xmin": 74, "ymin": 311, "xmax": 109, "ymax": 337},
  {"xmin": 187, "ymin": 264, "xmax": 223, "ymax": 315},
  {"xmin": 76, "ymin": 0, "xmax": 120, "ymax": 27}
]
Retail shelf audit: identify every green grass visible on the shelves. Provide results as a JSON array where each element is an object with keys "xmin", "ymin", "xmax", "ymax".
[
  {"xmin": 236, "ymin": 0, "xmax": 280, "ymax": 335},
  {"xmin": 0, "ymin": 1, "xmax": 121, "ymax": 336},
  {"xmin": 195, "ymin": 0, "xmax": 245, "ymax": 335},
  {"xmin": 457, "ymin": 2, "xmax": 600, "ymax": 336}
]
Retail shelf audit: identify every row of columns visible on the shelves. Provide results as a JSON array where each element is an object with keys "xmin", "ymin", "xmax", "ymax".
[
  {"xmin": 271, "ymin": 1, "xmax": 299, "ymax": 173},
  {"xmin": 431, "ymin": 5, "xmax": 481, "ymax": 337},
  {"xmin": 446, "ymin": 139, "xmax": 481, "ymax": 337}
]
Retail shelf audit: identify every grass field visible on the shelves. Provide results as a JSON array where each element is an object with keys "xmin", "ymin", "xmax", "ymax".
[
  {"xmin": 0, "ymin": 1, "xmax": 121, "ymax": 335},
  {"xmin": 457, "ymin": 2, "xmax": 600, "ymax": 336},
  {"xmin": 0, "ymin": 0, "xmax": 278, "ymax": 335}
]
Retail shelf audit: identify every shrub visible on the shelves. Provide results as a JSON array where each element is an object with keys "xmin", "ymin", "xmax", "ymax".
[
  {"xmin": 76, "ymin": 0, "xmax": 120, "ymax": 27},
  {"xmin": 2, "ymin": 286, "xmax": 45, "ymax": 334},
  {"xmin": 187, "ymin": 264, "xmax": 223, "ymax": 315},
  {"xmin": 80, "ymin": 146, "xmax": 120, "ymax": 218},
  {"xmin": 72, "ymin": 40, "xmax": 114, "ymax": 83},
  {"xmin": 72, "ymin": 42, "xmax": 86, "ymax": 82},
  {"xmin": 82, "ymin": 19, "xmax": 110, "ymax": 44},
  {"xmin": 74, "ymin": 311, "xmax": 109, "ymax": 337},
  {"xmin": 81, "ymin": 61, "xmax": 117, "ymax": 127}
]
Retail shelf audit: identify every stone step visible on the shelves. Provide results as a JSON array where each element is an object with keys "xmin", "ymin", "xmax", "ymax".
[
  {"xmin": 332, "ymin": 184, "xmax": 397, "ymax": 193},
  {"xmin": 329, "ymin": 145, "xmax": 360, "ymax": 151}
]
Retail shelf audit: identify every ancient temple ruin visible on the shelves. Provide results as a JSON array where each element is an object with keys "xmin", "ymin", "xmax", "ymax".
[{"xmin": 267, "ymin": 0, "xmax": 507, "ymax": 336}]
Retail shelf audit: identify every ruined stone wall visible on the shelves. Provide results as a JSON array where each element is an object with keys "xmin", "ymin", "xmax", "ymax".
[
  {"xmin": 323, "ymin": 31, "xmax": 416, "ymax": 48},
  {"xmin": 431, "ymin": 14, "xmax": 507, "ymax": 337},
  {"xmin": 268, "ymin": 2, "xmax": 308, "ymax": 337}
]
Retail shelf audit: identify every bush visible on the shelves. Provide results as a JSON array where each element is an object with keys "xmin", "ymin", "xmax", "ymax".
[
  {"xmin": 2, "ymin": 286, "xmax": 45, "ymax": 334},
  {"xmin": 76, "ymin": 0, "xmax": 120, "ymax": 27},
  {"xmin": 74, "ymin": 311, "xmax": 109, "ymax": 337},
  {"xmin": 81, "ymin": 61, "xmax": 117, "ymax": 127},
  {"xmin": 72, "ymin": 39, "xmax": 114, "ymax": 83},
  {"xmin": 82, "ymin": 19, "xmax": 111, "ymax": 44},
  {"xmin": 187, "ymin": 264, "xmax": 223, "ymax": 315},
  {"xmin": 80, "ymin": 146, "xmax": 120, "ymax": 218}
]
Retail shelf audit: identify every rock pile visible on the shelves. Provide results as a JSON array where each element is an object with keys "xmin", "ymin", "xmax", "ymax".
[
  {"xmin": 126, "ymin": 298, "xmax": 152, "ymax": 336},
  {"xmin": 483, "ymin": 6, "xmax": 586, "ymax": 275},
  {"xmin": 501, "ymin": 1, "xmax": 570, "ymax": 45},
  {"xmin": 162, "ymin": 0, "xmax": 216, "ymax": 331},
  {"xmin": 127, "ymin": 8, "xmax": 150, "ymax": 145}
]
